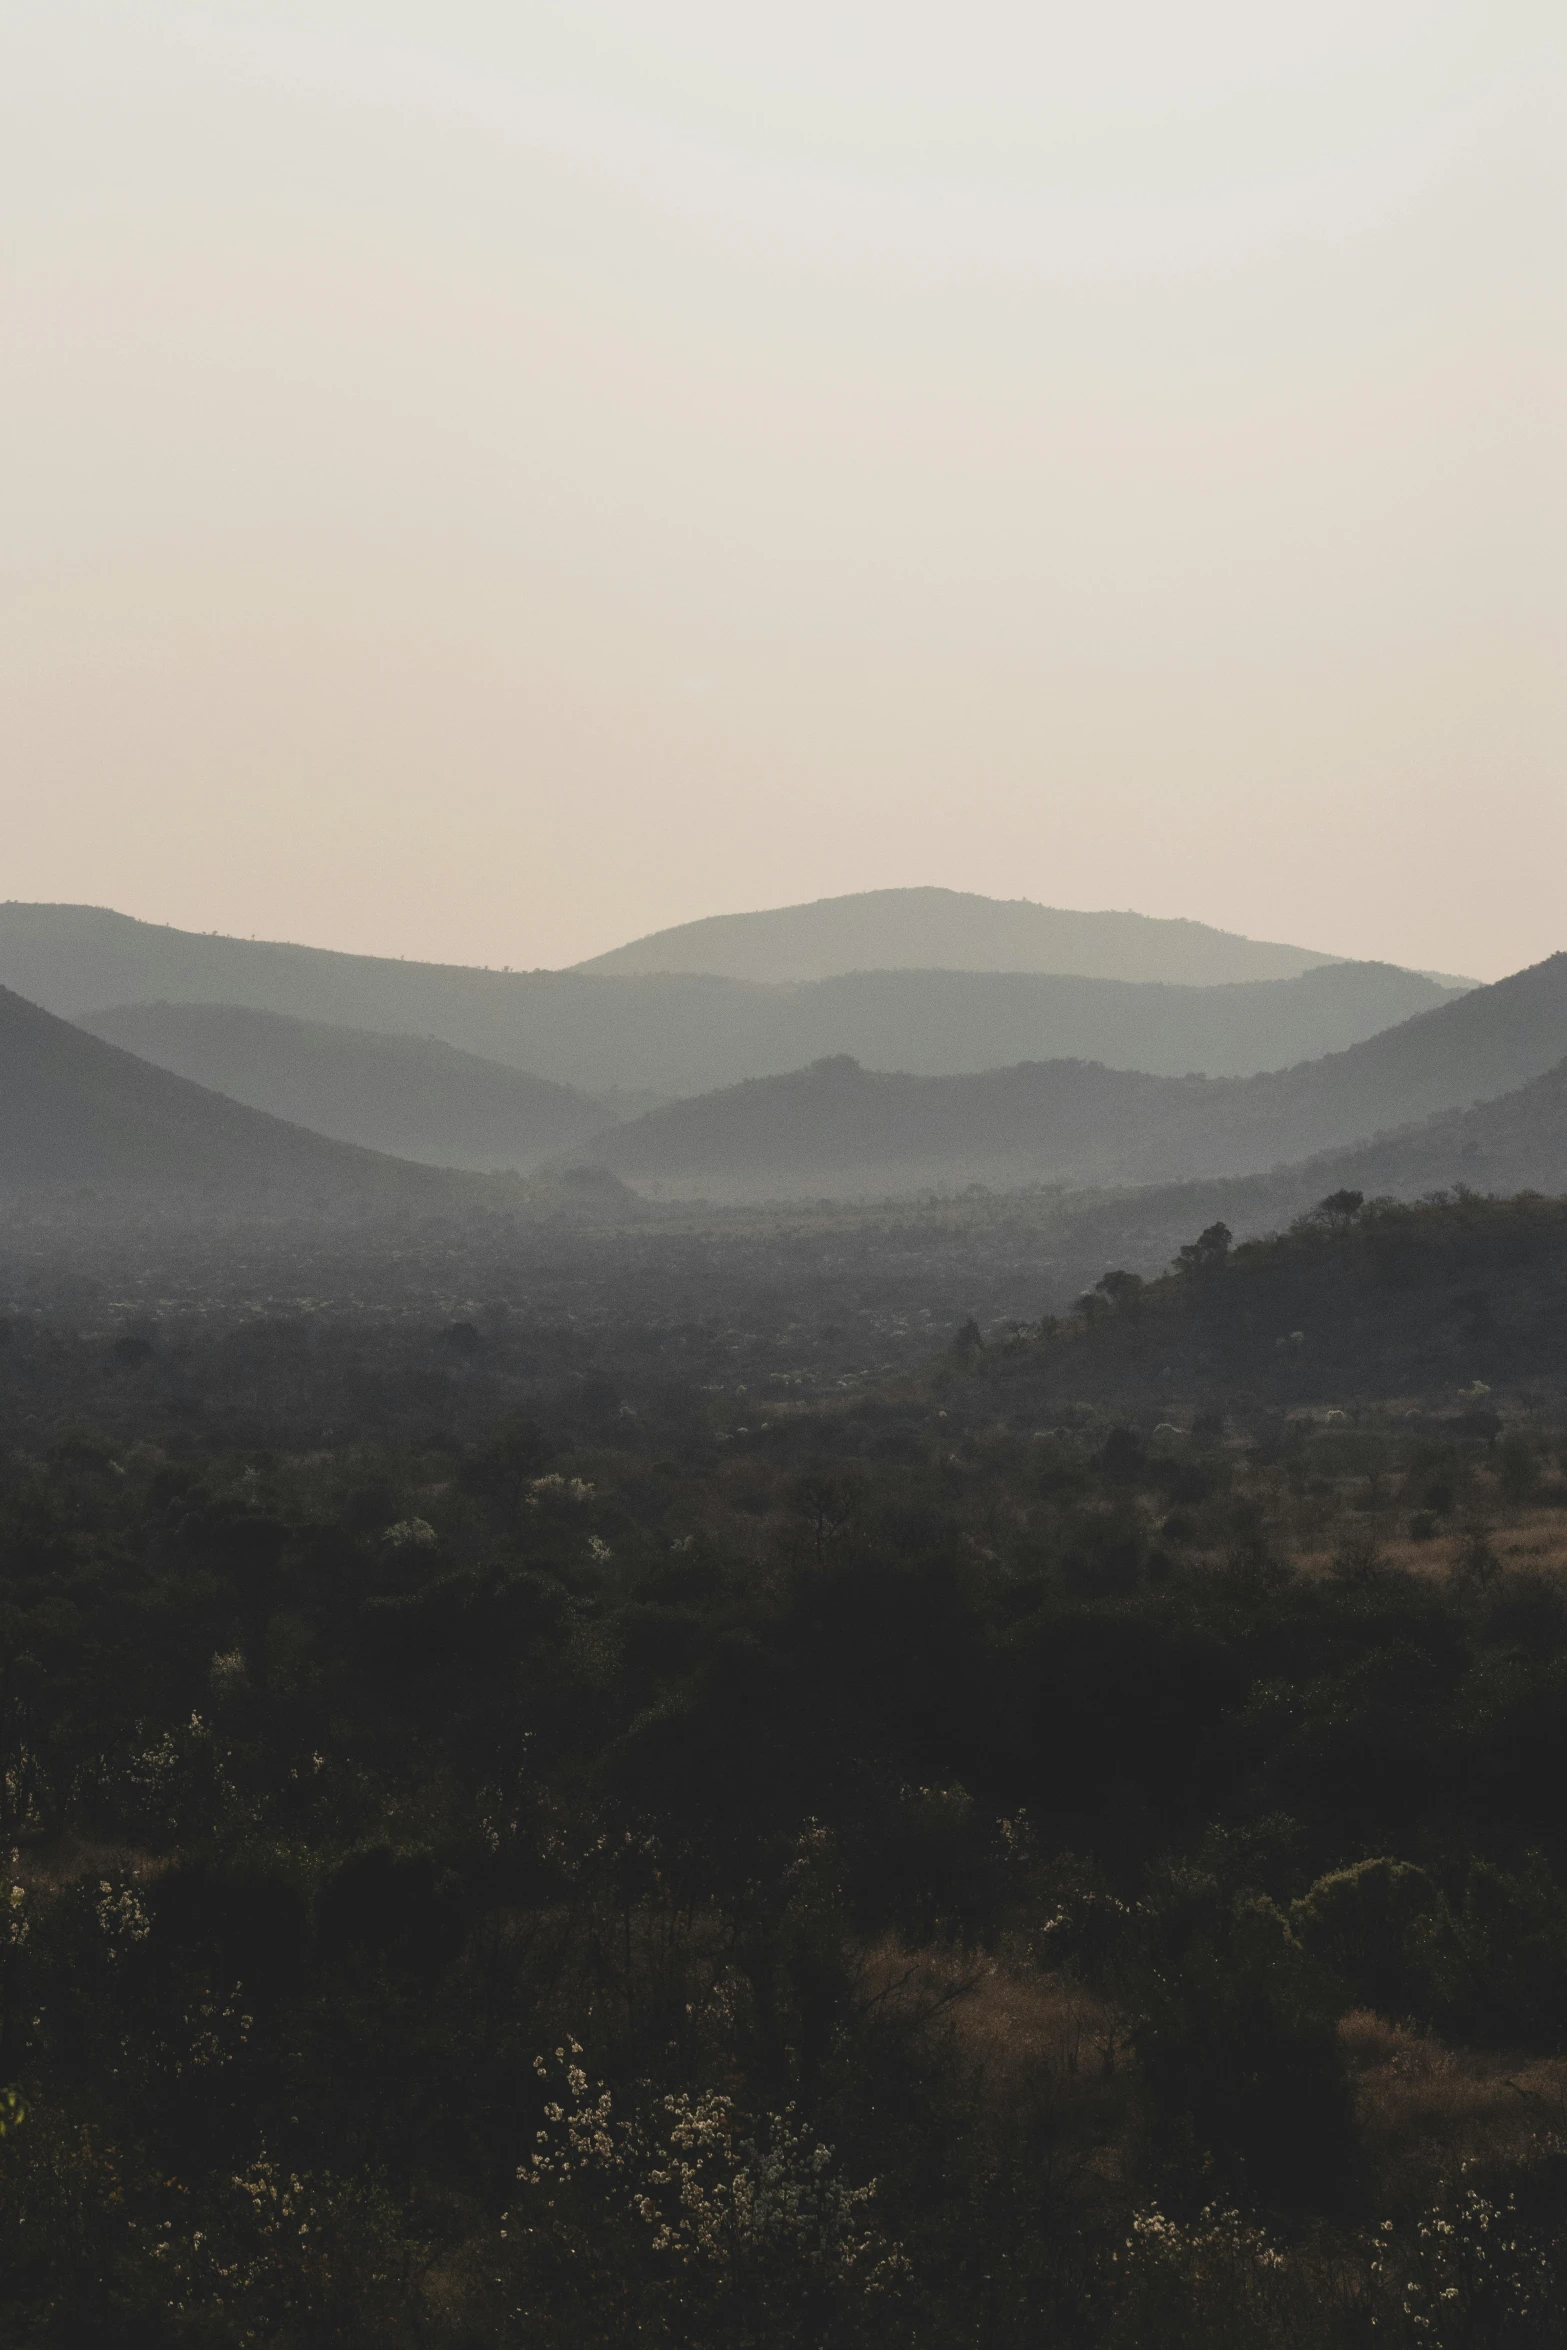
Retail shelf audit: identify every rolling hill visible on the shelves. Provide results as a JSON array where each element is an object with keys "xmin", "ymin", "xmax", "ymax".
[
  {"xmin": 0, "ymin": 984, "xmax": 458, "ymax": 1200},
  {"xmin": 961, "ymin": 1049, "xmax": 1567, "ymax": 1318},
  {"xmin": 980, "ymin": 1189, "xmax": 1567, "ymax": 1411},
  {"xmin": 0, "ymin": 904, "xmax": 1463, "ymax": 1094},
  {"xmin": 570, "ymin": 886, "xmax": 1354, "ymax": 984},
  {"xmin": 578, "ymin": 952, "xmax": 1567, "ymax": 1199},
  {"xmin": 78, "ymin": 1003, "xmax": 619, "ymax": 1172}
]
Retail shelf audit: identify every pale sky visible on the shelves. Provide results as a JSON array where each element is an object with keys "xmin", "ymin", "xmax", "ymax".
[{"xmin": 3, "ymin": 1, "xmax": 1563, "ymax": 978}]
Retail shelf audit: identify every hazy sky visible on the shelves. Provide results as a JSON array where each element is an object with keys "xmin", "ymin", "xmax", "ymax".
[{"xmin": 3, "ymin": 2, "xmax": 1563, "ymax": 978}]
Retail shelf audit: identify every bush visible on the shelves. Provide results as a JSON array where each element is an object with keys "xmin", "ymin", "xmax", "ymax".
[
  {"xmin": 1135, "ymin": 1885, "xmax": 1357, "ymax": 2211},
  {"xmin": 1291, "ymin": 1859, "xmax": 1442, "ymax": 2019}
]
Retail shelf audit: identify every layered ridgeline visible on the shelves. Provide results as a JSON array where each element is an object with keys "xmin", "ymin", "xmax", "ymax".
[
  {"xmin": 3, "ymin": 904, "xmax": 1462, "ymax": 1093},
  {"xmin": 80, "ymin": 1004, "xmax": 622, "ymax": 1172},
  {"xmin": 580, "ymin": 953, "xmax": 1567, "ymax": 1199},
  {"xmin": 954, "ymin": 1051, "xmax": 1567, "ymax": 1318},
  {"xmin": 0, "ymin": 985, "xmax": 454, "ymax": 1200}
]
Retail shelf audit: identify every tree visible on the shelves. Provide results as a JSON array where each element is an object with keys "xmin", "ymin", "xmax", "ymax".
[{"xmin": 1174, "ymin": 1222, "xmax": 1232, "ymax": 1276}]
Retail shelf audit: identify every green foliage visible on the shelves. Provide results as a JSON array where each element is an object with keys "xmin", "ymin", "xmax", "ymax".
[
  {"xmin": 1132, "ymin": 1879, "xmax": 1356, "ymax": 2211},
  {"xmin": 2, "ymin": 1194, "xmax": 1567, "ymax": 2341},
  {"xmin": 1291, "ymin": 1858, "xmax": 1442, "ymax": 2017}
]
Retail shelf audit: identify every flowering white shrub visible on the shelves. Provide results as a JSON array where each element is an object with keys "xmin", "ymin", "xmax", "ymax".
[
  {"xmin": 380, "ymin": 1517, "xmax": 437, "ymax": 1550},
  {"xmin": 119, "ymin": 1712, "xmax": 232, "ymax": 1841},
  {"xmin": 1125, "ymin": 2202, "xmax": 1286, "ymax": 2283},
  {"xmin": 1, "ymin": 1855, "xmax": 26, "ymax": 1962},
  {"xmin": 1110, "ymin": 2202, "xmax": 1304, "ymax": 2347},
  {"xmin": 137, "ymin": 2156, "xmax": 416, "ymax": 2344},
  {"xmin": 94, "ymin": 1876, "xmax": 151, "ymax": 1962},
  {"xmin": 526, "ymin": 1475, "xmax": 594, "ymax": 1506},
  {"xmin": 208, "ymin": 1649, "xmax": 248, "ymax": 1696},
  {"xmin": 173, "ymin": 1987, "xmax": 253, "ymax": 2076},
  {"xmin": 1371, "ymin": 2172, "xmax": 1557, "ymax": 2345},
  {"xmin": 515, "ymin": 2044, "xmax": 901, "ymax": 2288}
]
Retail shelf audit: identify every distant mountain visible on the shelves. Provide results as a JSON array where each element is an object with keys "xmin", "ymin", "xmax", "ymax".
[
  {"xmin": 572, "ymin": 887, "xmax": 1355, "ymax": 984},
  {"xmin": 745, "ymin": 962, "xmax": 1464, "ymax": 1080},
  {"xmin": 1293, "ymin": 1054, "xmax": 1567, "ymax": 1204},
  {"xmin": 0, "ymin": 905, "xmax": 1465, "ymax": 1095},
  {"xmin": 0, "ymin": 985, "xmax": 451, "ymax": 1200},
  {"xmin": 578, "ymin": 953, "xmax": 1567, "ymax": 1199},
  {"xmin": 79, "ymin": 1003, "xmax": 618, "ymax": 1172}
]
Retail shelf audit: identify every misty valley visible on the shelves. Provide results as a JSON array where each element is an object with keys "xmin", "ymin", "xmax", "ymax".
[{"xmin": 3, "ymin": 890, "xmax": 1567, "ymax": 2347}]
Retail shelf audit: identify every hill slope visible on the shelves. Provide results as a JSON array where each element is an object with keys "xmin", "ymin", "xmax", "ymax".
[
  {"xmin": 571, "ymin": 887, "xmax": 1351, "ymax": 984},
  {"xmin": 0, "ymin": 985, "xmax": 458, "ymax": 1200},
  {"xmin": 0, "ymin": 905, "xmax": 1462, "ymax": 1093},
  {"xmin": 748, "ymin": 961, "xmax": 1461, "ymax": 1080},
  {"xmin": 78, "ymin": 1003, "xmax": 618, "ymax": 1172},
  {"xmin": 580, "ymin": 953, "xmax": 1567, "ymax": 1198},
  {"xmin": 977, "ymin": 1190, "xmax": 1567, "ymax": 1410},
  {"xmin": 945, "ymin": 1052, "xmax": 1567, "ymax": 1319}
]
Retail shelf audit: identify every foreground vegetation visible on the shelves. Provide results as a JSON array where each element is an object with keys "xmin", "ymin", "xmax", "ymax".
[{"xmin": 3, "ymin": 1191, "xmax": 1567, "ymax": 2342}]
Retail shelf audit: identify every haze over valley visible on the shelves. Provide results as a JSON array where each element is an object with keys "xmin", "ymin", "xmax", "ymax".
[{"xmin": 0, "ymin": 888, "xmax": 1560, "ymax": 1267}]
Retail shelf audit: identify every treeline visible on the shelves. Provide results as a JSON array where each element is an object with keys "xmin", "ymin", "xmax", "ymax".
[{"xmin": 985, "ymin": 1188, "xmax": 1567, "ymax": 1408}]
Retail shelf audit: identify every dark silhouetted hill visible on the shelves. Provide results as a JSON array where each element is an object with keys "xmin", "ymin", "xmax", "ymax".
[
  {"xmin": 0, "ymin": 904, "xmax": 1466, "ymax": 1094},
  {"xmin": 578, "ymin": 954, "xmax": 1567, "ymax": 1199},
  {"xmin": 79, "ymin": 1003, "xmax": 619, "ymax": 1171}
]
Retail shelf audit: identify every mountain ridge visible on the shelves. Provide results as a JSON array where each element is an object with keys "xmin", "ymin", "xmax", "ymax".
[
  {"xmin": 571, "ymin": 885, "xmax": 1350, "ymax": 984},
  {"xmin": 0, "ymin": 904, "xmax": 1467, "ymax": 1095},
  {"xmin": 576, "ymin": 953, "xmax": 1567, "ymax": 1199},
  {"xmin": 77, "ymin": 1002, "xmax": 623, "ymax": 1172},
  {"xmin": 0, "ymin": 983, "xmax": 453, "ymax": 1199}
]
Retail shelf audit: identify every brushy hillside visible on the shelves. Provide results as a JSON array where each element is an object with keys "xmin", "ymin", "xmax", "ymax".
[
  {"xmin": 79, "ymin": 1003, "xmax": 618, "ymax": 1172},
  {"xmin": 978, "ymin": 1189, "xmax": 1567, "ymax": 1410},
  {"xmin": 582, "ymin": 954, "xmax": 1567, "ymax": 1197},
  {"xmin": 993, "ymin": 1049, "xmax": 1567, "ymax": 1305},
  {"xmin": 572, "ymin": 883, "xmax": 1348, "ymax": 983},
  {"xmin": 10, "ymin": 1187, "xmax": 1567, "ymax": 2344},
  {"xmin": 0, "ymin": 903, "xmax": 1461, "ymax": 1093}
]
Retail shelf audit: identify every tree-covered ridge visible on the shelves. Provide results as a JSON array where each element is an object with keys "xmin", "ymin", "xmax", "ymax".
[{"xmin": 987, "ymin": 1188, "xmax": 1567, "ymax": 1406}]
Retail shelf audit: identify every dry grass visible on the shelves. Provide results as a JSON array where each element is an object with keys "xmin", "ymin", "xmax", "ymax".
[
  {"xmin": 15, "ymin": 1835, "xmax": 164, "ymax": 1895},
  {"xmin": 1340, "ymin": 2009, "xmax": 1567, "ymax": 2203},
  {"xmin": 1287, "ymin": 1503, "xmax": 1567, "ymax": 1586},
  {"xmin": 853, "ymin": 1943, "xmax": 1133, "ymax": 2190}
]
